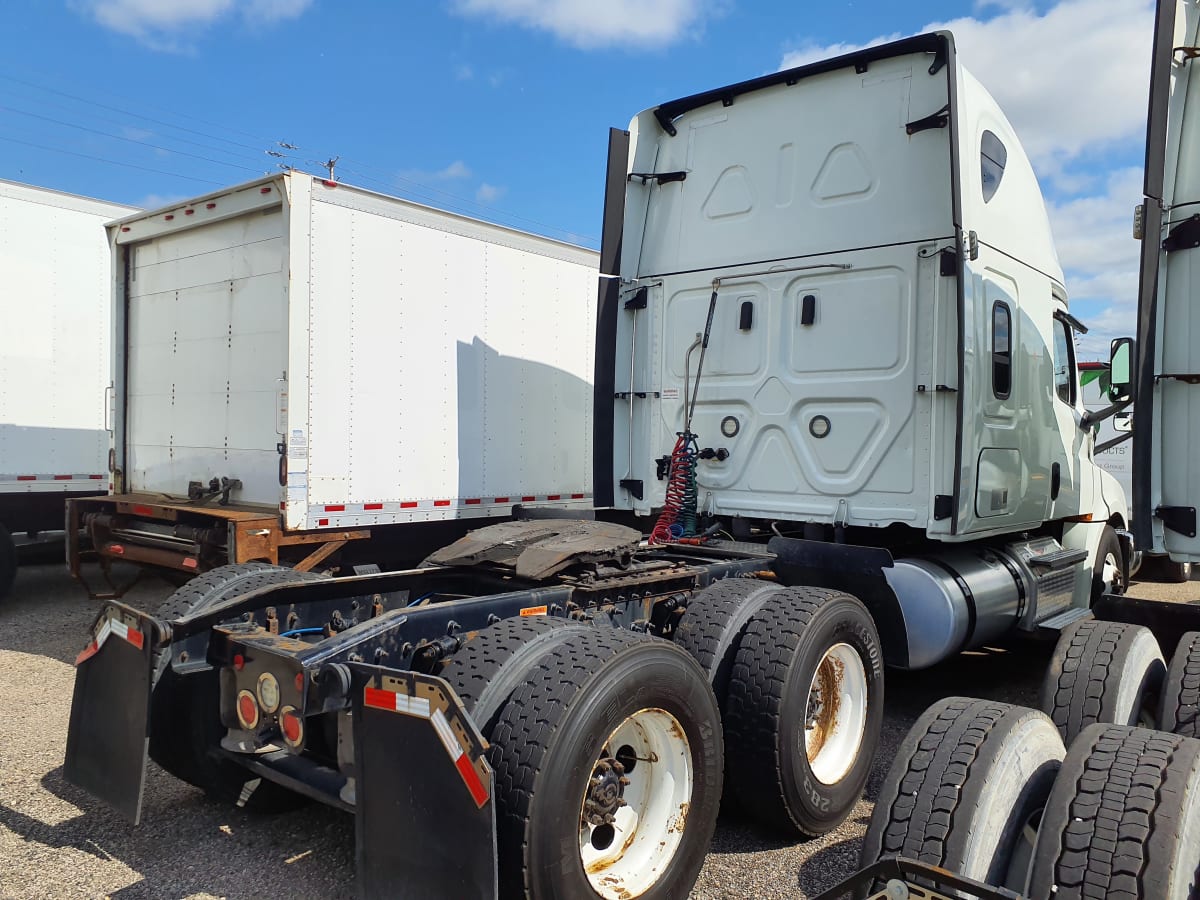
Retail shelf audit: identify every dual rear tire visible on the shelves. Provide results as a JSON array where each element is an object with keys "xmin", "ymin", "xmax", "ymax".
[
  {"xmin": 863, "ymin": 700, "xmax": 1200, "ymax": 899},
  {"xmin": 438, "ymin": 616, "xmax": 723, "ymax": 900},
  {"xmin": 677, "ymin": 579, "xmax": 884, "ymax": 837}
]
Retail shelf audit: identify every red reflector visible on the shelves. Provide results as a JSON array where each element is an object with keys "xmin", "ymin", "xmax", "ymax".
[
  {"xmin": 294, "ymin": 672, "xmax": 305, "ymax": 692},
  {"xmin": 465, "ymin": 498, "xmax": 481, "ymax": 505},
  {"xmin": 237, "ymin": 691, "xmax": 259, "ymax": 729},
  {"xmin": 494, "ymin": 497, "xmax": 509, "ymax": 503},
  {"xmin": 522, "ymin": 496, "xmax": 536, "ymax": 502},
  {"xmin": 364, "ymin": 503, "xmax": 383, "ymax": 510},
  {"xmin": 571, "ymin": 494, "xmax": 584, "ymax": 499},
  {"xmin": 54, "ymin": 474, "xmax": 73, "ymax": 480},
  {"xmin": 400, "ymin": 502, "xmax": 418, "ymax": 509},
  {"xmin": 109, "ymin": 544, "xmax": 125, "ymax": 555},
  {"xmin": 184, "ymin": 209, "xmax": 194, "ymax": 215},
  {"xmin": 89, "ymin": 474, "xmax": 104, "ymax": 480},
  {"xmin": 321, "ymin": 179, "xmax": 337, "ymax": 188},
  {"xmin": 182, "ymin": 557, "xmax": 198, "ymax": 569},
  {"xmin": 131, "ymin": 504, "xmax": 154, "ymax": 516},
  {"xmin": 17, "ymin": 475, "xmax": 35, "ymax": 481},
  {"xmin": 233, "ymin": 654, "xmax": 245, "ymax": 671},
  {"xmin": 318, "ymin": 518, "xmax": 329, "ymax": 526},
  {"xmin": 165, "ymin": 214, "xmax": 174, "ymax": 221},
  {"xmin": 324, "ymin": 504, "xmax": 345, "ymax": 512},
  {"xmin": 260, "ymin": 186, "xmax": 272, "ymax": 194},
  {"xmin": 363, "ymin": 686, "xmax": 396, "ymax": 711},
  {"xmin": 206, "ymin": 202, "xmax": 216, "ymax": 209},
  {"xmin": 434, "ymin": 500, "xmax": 451, "ymax": 507},
  {"xmin": 455, "ymin": 753, "xmax": 489, "ymax": 808},
  {"xmin": 547, "ymin": 495, "xmax": 561, "ymax": 501},
  {"xmin": 280, "ymin": 709, "xmax": 302, "ymax": 744},
  {"xmin": 121, "ymin": 226, "xmax": 130, "ymax": 232}
]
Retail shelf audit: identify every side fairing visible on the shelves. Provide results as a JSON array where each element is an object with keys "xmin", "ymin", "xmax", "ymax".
[{"xmin": 1140, "ymin": 0, "xmax": 1200, "ymax": 560}]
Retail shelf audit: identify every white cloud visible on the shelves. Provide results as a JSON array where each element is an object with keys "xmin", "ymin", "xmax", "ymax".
[
  {"xmin": 476, "ymin": 183, "xmax": 506, "ymax": 204},
  {"xmin": 398, "ymin": 160, "xmax": 473, "ymax": 184},
  {"xmin": 75, "ymin": 0, "xmax": 311, "ymax": 48},
  {"xmin": 451, "ymin": 0, "xmax": 718, "ymax": 49}
]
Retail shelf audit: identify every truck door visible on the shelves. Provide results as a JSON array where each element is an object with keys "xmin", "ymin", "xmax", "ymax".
[{"xmin": 1047, "ymin": 308, "xmax": 1085, "ymax": 520}]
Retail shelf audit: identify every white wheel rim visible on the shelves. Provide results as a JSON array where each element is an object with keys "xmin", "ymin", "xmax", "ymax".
[
  {"xmin": 804, "ymin": 642, "xmax": 868, "ymax": 785},
  {"xmin": 1101, "ymin": 552, "xmax": 1122, "ymax": 593},
  {"xmin": 578, "ymin": 708, "xmax": 692, "ymax": 899}
]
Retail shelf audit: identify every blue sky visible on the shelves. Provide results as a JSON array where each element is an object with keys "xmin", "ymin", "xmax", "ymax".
[{"xmin": 0, "ymin": 0, "xmax": 1155, "ymax": 358}]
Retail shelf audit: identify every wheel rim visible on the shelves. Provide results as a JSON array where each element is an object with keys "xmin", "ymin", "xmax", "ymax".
[
  {"xmin": 1101, "ymin": 551, "xmax": 1123, "ymax": 594},
  {"xmin": 804, "ymin": 642, "xmax": 869, "ymax": 785},
  {"xmin": 578, "ymin": 708, "xmax": 692, "ymax": 899}
]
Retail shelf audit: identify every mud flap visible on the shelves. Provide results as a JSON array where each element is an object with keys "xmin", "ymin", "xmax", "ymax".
[
  {"xmin": 63, "ymin": 602, "xmax": 161, "ymax": 824},
  {"xmin": 350, "ymin": 665, "xmax": 497, "ymax": 900}
]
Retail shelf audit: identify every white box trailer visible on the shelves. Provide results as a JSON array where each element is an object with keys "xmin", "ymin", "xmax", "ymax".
[
  {"xmin": 69, "ymin": 173, "xmax": 598, "ymax": 586},
  {"xmin": 0, "ymin": 179, "xmax": 137, "ymax": 598}
]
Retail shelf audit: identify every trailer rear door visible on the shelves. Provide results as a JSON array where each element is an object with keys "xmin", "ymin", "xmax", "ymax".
[{"xmin": 117, "ymin": 183, "xmax": 287, "ymax": 507}]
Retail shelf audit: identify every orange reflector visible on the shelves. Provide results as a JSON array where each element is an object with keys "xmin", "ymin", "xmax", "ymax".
[
  {"xmin": 280, "ymin": 706, "xmax": 303, "ymax": 746},
  {"xmin": 233, "ymin": 653, "xmax": 245, "ymax": 671},
  {"xmin": 236, "ymin": 690, "xmax": 260, "ymax": 730},
  {"xmin": 294, "ymin": 672, "xmax": 305, "ymax": 692}
]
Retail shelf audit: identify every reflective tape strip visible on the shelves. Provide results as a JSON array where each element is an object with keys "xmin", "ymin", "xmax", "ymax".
[
  {"xmin": 363, "ymin": 687, "xmax": 431, "ymax": 719},
  {"xmin": 432, "ymin": 708, "xmax": 489, "ymax": 808},
  {"xmin": 74, "ymin": 617, "xmax": 143, "ymax": 666}
]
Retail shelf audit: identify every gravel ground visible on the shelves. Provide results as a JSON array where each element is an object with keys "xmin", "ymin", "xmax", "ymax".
[{"xmin": 0, "ymin": 555, "xmax": 1193, "ymax": 899}]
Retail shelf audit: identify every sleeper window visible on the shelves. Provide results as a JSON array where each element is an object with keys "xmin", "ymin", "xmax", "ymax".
[
  {"xmin": 981, "ymin": 130, "xmax": 1007, "ymax": 203},
  {"xmin": 992, "ymin": 301, "xmax": 1012, "ymax": 399}
]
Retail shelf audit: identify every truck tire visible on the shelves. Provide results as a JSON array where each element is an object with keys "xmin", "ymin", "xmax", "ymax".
[
  {"xmin": 1090, "ymin": 525, "xmax": 1126, "ymax": 601},
  {"xmin": 1164, "ymin": 559, "xmax": 1193, "ymax": 583},
  {"xmin": 1028, "ymin": 723, "xmax": 1200, "ymax": 900},
  {"xmin": 0, "ymin": 523, "xmax": 15, "ymax": 600},
  {"xmin": 861, "ymin": 698, "xmax": 1064, "ymax": 894},
  {"xmin": 672, "ymin": 577, "xmax": 784, "ymax": 702},
  {"xmin": 436, "ymin": 614, "xmax": 589, "ymax": 733},
  {"xmin": 149, "ymin": 563, "xmax": 329, "ymax": 812},
  {"xmin": 723, "ymin": 586, "xmax": 883, "ymax": 836},
  {"xmin": 1160, "ymin": 631, "xmax": 1200, "ymax": 738},
  {"xmin": 1039, "ymin": 619, "xmax": 1165, "ymax": 744},
  {"xmin": 487, "ymin": 628, "xmax": 722, "ymax": 900}
]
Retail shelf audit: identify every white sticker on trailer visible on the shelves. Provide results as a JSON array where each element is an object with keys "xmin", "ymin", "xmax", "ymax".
[{"xmin": 288, "ymin": 429, "xmax": 308, "ymax": 459}]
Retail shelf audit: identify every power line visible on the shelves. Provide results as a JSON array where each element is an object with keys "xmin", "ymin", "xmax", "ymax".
[
  {"xmin": 0, "ymin": 134, "xmax": 226, "ymax": 185},
  {"xmin": 0, "ymin": 104, "xmax": 265, "ymax": 174}
]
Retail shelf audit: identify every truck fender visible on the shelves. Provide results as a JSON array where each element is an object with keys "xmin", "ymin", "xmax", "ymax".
[{"xmin": 767, "ymin": 536, "xmax": 910, "ymax": 668}]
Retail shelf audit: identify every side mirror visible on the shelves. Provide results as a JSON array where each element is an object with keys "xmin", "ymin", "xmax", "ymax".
[{"xmin": 1109, "ymin": 337, "xmax": 1134, "ymax": 403}]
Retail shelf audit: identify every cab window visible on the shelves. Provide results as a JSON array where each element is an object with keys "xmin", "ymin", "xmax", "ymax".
[{"xmin": 1052, "ymin": 318, "xmax": 1075, "ymax": 405}]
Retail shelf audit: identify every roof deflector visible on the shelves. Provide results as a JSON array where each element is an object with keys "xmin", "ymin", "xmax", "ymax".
[{"xmin": 652, "ymin": 32, "xmax": 950, "ymax": 136}]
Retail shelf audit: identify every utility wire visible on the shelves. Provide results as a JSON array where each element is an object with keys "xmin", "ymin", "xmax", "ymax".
[
  {"xmin": 0, "ymin": 104, "xmax": 264, "ymax": 174},
  {"xmin": 0, "ymin": 134, "xmax": 226, "ymax": 185}
]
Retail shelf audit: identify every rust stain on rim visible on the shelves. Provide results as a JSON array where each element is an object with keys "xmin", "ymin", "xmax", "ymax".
[{"xmin": 806, "ymin": 651, "xmax": 846, "ymax": 762}]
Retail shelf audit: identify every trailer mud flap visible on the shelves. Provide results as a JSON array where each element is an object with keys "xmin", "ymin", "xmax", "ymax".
[
  {"xmin": 63, "ymin": 603, "xmax": 161, "ymax": 824},
  {"xmin": 350, "ymin": 666, "xmax": 497, "ymax": 900}
]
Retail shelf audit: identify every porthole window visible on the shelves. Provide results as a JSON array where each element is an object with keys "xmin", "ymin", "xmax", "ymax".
[{"xmin": 981, "ymin": 130, "xmax": 1007, "ymax": 203}]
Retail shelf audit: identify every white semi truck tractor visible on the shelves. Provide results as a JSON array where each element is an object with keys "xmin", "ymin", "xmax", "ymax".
[
  {"xmin": 61, "ymin": 24, "xmax": 1168, "ymax": 900},
  {"xmin": 836, "ymin": 2, "xmax": 1200, "ymax": 897}
]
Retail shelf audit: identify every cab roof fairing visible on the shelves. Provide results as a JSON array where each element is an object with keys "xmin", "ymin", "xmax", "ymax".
[{"xmin": 622, "ymin": 30, "xmax": 1067, "ymax": 298}]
